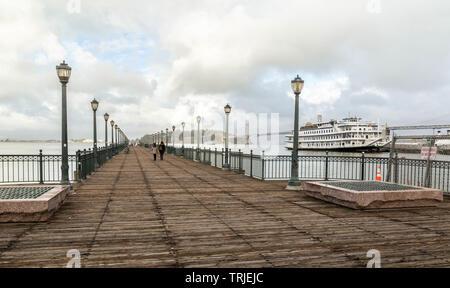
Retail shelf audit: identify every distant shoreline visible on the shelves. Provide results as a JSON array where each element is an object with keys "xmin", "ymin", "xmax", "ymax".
[{"xmin": 0, "ymin": 140, "xmax": 104, "ymax": 143}]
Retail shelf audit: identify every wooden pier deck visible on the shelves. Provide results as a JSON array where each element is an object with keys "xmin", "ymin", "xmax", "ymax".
[{"xmin": 1, "ymin": 146, "xmax": 450, "ymax": 268}]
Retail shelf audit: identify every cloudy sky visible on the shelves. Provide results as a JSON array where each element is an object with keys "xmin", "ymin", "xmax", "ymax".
[{"xmin": 1, "ymin": 0, "xmax": 450, "ymax": 140}]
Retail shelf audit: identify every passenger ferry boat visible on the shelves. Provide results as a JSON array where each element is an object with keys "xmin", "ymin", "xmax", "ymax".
[{"xmin": 285, "ymin": 116, "xmax": 391, "ymax": 151}]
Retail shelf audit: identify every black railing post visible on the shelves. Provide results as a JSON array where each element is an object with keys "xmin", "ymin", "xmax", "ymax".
[
  {"xmin": 238, "ymin": 149, "xmax": 243, "ymax": 174},
  {"xmin": 82, "ymin": 149, "xmax": 87, "ymax": 179},
  {"xmin": 98, "ymin": 148, "xmax": 101, "ymax": 167},
  {"xmin": 76, "ymin": 150, "xmax": 82, "ymax": 183},
  {"xmin": 88, "ymin": 148, "xmax": 93, "ymax": 175},
  {"xmin": 250, "ymin": 150, "xmax": 253, "ymax": 178},
  {"xmin": 324, "ymin": 151, "xmax": 329, "ymax": 181},
  {"xmin": 261, "ymin": 151, "xmax": 265, "ymax": 181},
  {"xmin": 214, "ymin": 148, "xmax": 217, "ymax": 167},
  {"xmin": 394, "ymin": 152, "xmax": 399, "ymax": 183},
  {"xmin": 221, "ymin": 148, "xmax": 224, "ymax": 167},
  {"xmin": 360, "ymin": 152, "xmax": 365, "ymax": 181},
  {"xmin": 39, "ymin": 149, "xmax": 44, "ymax": 184}
]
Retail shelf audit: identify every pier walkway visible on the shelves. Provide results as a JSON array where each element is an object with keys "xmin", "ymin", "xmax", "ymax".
[{"xmin": 1, "ymin": 146, "xmax": 450, "ymax": 267}]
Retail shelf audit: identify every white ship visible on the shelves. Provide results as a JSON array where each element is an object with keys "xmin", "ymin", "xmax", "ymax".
[{"xmin": 285, "ymin": 116, "xmax": 391, "ymax": 151}]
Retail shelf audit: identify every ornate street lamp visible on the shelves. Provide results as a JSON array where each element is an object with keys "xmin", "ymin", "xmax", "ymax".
[
  {"xmin": 115, "ymin": 124, "xmax": 118, "ymax": 146},
  {"xmin": 104, "ymin": 113, "xmax": 109, "ymax": 149},
  {"xmin": 287, "ymin": 75, "xmax": 304, "ymax": 190},
  {"xmin": 91, "ymin": 99, "xmax": 99, "ymax": 168},
  {"xmin": 196, "ymin": 116, "xmax": 201, "ymax": 161},
  {"xmin": 172, "ymin": 125, "xmax": 176, "ymax": 147},
  {"xmin": 56, "ymin": 61, "xmax": 71, "ymax": 185},
  {"xmin": 224, "ymin": 104, "xmax": 231, "ymax": 168},
  {"xmin": 110, "ymin": 120, "xmax": 115, "ymax": 149}
]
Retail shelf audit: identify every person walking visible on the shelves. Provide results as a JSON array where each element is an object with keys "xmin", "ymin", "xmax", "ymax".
[
  {"xmin": 159, "ymin": 141, "xmax": 166, "ymax": 160},
  {"xmin": 152, "ymin": 143, "xmax": 157, "ymax": 161}
]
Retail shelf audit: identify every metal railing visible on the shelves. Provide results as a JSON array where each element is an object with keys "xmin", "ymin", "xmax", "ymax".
[
  {"xmin": 0, "ymin": 144, "xmax": 126, "ymax": 184},
  {"xmin": 76, "ymin": 144, "xmax": 126, "ymax": 181},
  {"xmin": 164, "ymin": 146, "xmax": 450, "ymax": 194}
]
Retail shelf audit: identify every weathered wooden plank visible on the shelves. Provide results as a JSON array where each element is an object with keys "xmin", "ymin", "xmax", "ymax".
[{"xmin": 1, "ymin": 146, "xmax": 449, "ymax": 267}]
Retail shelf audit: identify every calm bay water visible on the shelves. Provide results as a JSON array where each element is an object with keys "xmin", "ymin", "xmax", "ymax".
[
  {"xmin": 1, "ymin": 141, "xmax": 450, "ymax": 161},
  {"xmin": 175, "ymin": 143, "xmax": 450, "ymax": 161},
  {"xmin": 1, "ymin": 141, "xmax": 450, "ymax": 191},
  {"xmin": 0, "ymin": 142, "xmax": 99, "ymax": 155}
]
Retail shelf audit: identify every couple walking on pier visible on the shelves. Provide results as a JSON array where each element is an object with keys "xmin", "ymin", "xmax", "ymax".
[{"xmin": 152, "ymin": 141, "xmax": 166, "ymax": 161}]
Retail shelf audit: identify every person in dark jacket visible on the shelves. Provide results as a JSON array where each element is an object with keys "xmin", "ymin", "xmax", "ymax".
[{"xmin": 159, "ymin": 141, "xmax": 166, "ymax": 160}]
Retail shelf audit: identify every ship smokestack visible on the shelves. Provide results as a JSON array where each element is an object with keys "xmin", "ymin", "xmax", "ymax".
[{"xmin": 317, "ymin": 114, "xmax": 322, "ymax": 123}]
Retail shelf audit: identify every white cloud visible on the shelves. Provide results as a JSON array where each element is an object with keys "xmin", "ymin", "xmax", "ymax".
[
  {"xmin": 298, "ymin": 77, "xmax": 350, "ymax": 105},
  {"xmin": 1, "ymin": 0, "xmax": 450, "ymax": 140},
  {"xmin": 352, "ymin": 87, "xmax": 389, "ymax": 100}
]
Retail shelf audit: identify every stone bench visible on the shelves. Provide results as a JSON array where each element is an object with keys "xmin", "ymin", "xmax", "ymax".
[
  {"xmin": 303, "ymin": 180, "xmax": 443, "ymax": 209},
  {"xmin": 0, "ymin": 185, "xmax": 70, "ymax": 222}
]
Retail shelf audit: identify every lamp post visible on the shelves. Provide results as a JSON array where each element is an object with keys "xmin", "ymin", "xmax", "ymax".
[
  {"xmin": 224, "ymin": 104, "xmax": 231, "ymax": 168},
  {"xmin": 110, "ymin": 120, "xmax": 115, "ymax": 154},
  {"xmin": 91, "ymin": 99, "xmax": 99, "ymax": 168},
  {"xmin": 172, "ymin": 125, "xmax": 176, "ymax": 147},
  {"xmin": 56, "ymin": 61, "xmax": 71, "ymax": 185},
  {"xmin": 286, "ymin": 75, "xmax": 304, "ymax": 190},
  {"xmin": 181, "ymin": 122, "xmax": 185, "ymax": 155},
  {"xmin": 196, "ymin": 116, "xmax": 201, "ymax": 161},
  {"xmin": 115, "ymin": 124, "xmax": 118, "ymax": 146},
  {"xmin": 104, "ymin": 113, "xmax": 109, "ymax": 149}
]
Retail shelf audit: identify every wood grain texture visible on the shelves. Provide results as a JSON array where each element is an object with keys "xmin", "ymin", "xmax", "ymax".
[{"xmin": 1, "ymin": 146, "xmax": 449, "ymax": 268}]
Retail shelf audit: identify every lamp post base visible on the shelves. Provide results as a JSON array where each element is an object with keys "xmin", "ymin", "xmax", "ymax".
[
  {"xmin": 286, "ymin": 178, "xmax": 302, "ymax": 190},
  {"xmin": 60, "ymin": 180, "xmax": 72, "ymax": 190}
]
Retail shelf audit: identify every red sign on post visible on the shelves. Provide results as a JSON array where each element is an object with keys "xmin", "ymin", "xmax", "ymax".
[{"xmin": 421, "ymin": 147, "xmax": 437, "ymax": 160}]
